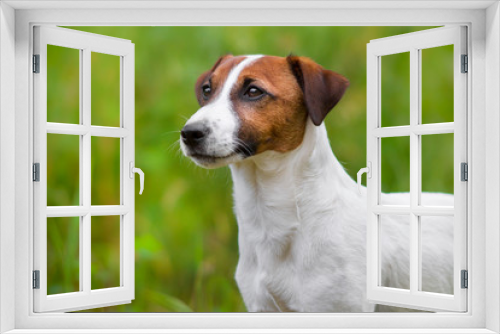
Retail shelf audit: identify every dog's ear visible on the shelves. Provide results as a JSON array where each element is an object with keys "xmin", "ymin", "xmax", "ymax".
[
  {"xmin": 286, "ymin": 55, "xmax": 349, "ymax": 126},
  {"xmin": 195, "ymin": 54, "xmax": 233, "ymax": 105}
]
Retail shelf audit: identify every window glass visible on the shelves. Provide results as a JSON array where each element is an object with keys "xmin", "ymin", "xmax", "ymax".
[
  {"xmin": 421, "ymin": 45, "xmax": 454, "ymax": 124},
  {"xmin": 91, "ymin": 137, "xmax": 121, "ymax": 205},
  {"xmin": 47, "ymin": 45, "xmax": 80, "ymax": 124},
  {"xmin": 91, "ymin": 215, "xmax": 121, "ymax": 289},
  {"xmin": 381, "ymin": 136, "xmax": 410, "ymax": 205},
  {"xmin": 381, "ymin": 52, "xmax": 410, "ymax": 127},
  {"xmin": 380, "ymin": 214, "xmax": 410, "ymax": 290},
  {"xmin": 421, "ymin": 134, "xmax": 454, "ymax": 206},
  {"xmin": 91, "ymin": 52, "xmax": 120, "ymax": 127},
  {"xmin": 420, "ymin": 216, "xmax": 454, "ymax": 294},
  {"xmin": 47, "ymin": 217, "xmax": 80, "ymax": 295},
  {"xmin": 47, "ymin": 134, "xmax": 80, "ymax": 206}
]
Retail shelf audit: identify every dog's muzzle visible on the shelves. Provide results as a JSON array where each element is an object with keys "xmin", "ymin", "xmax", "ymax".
[{"xmin": 180, "ymin": 120, "xmax": 245, "ymax": 169}]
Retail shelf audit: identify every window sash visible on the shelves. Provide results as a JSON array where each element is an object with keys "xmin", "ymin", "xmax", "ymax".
[
  {"xmin": 33, "ymin": 26, "xmax": 135, "ymax": 313},
  {"xmin": 366, "ymin": 26, "xmax": 468, "ymax": 312}
]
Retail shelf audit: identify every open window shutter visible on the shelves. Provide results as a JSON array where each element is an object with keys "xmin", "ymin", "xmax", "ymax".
[
  {"xmin": 33, "ymin": 26, "xmax": 135, "ymax": 312},
  {"xmin": 365, "ymin": 26, "xmax": 467, "ymax": 312}
]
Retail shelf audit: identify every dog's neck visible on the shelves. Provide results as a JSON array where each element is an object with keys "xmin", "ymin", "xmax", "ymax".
[{"xmin": 229, "ymin": 120, "xmax": 359, "ymax": 253}]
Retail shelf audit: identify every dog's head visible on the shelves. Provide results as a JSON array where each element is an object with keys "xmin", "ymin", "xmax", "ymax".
[{"xmin": 180, "ymin": 54, "xmax": 349, "ymax": 168}]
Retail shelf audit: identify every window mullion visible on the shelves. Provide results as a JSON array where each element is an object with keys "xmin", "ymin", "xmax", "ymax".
[
  {"xmin": 78, "ymin": 48, "xmax": 84, "ymax": 293},
  {"xmin": 82, "ymin": 47, "xmax": 92, "ymax": 294},
  {"xmin": 409, "ymin": 48, "xmax": 420, "ymax": 294}
]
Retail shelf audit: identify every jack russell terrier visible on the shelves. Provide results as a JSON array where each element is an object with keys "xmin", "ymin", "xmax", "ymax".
[{"xmin": 180, "ymin": 55, "xmax": 454, "ymax": 312}]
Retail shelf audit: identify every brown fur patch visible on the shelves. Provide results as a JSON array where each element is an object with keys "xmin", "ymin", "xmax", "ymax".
[
  {"xmin": 287, "ymin": 56, "xmax": 350, "ymax": 126},
  {"xmin": 230, "ymin": 56, "xmax": 309, "ymax": 154}
]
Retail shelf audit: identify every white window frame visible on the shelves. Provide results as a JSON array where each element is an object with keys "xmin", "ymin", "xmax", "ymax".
[{"xmin": 1, "ymin": 1, "xmax": 499, "ymax": 333}]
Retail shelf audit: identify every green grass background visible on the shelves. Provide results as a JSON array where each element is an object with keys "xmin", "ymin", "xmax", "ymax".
[{"xmin": 45, "ymin": 26, "xmax": 454, "ymax": 312}]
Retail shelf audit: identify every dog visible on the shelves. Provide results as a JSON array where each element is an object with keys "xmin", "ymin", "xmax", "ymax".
[{"xmin": 180, "ymin": 54, "xmax": 454, "ymax": 312}]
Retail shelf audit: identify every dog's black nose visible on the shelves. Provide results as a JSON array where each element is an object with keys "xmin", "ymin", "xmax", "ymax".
[{"xmin": 181, "ymin": 122, "xmax": 210, "ymax": 147}]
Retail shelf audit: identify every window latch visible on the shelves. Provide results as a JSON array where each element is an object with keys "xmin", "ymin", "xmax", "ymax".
[
  {"xmin": 129, "ymin": 162, "xmax": 144, "ymax": 195},
  {"xmin": 356, "ymin": 162, "xmax": 372, "ymax": 195}
]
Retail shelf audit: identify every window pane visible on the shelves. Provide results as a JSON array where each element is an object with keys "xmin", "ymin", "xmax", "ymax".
[
  {"xmin": 91, "ymin": 137, "xmax": 121, "ymax": 205},
  {"xmin": 47, "ymin": 45, "xmax": 80, "ymax": 124},
  {"xmin": 47, "ymin": 134, "xmax": 79, "ymax": 206},
  {"xmin": 381, "ymin": 136, "xmax": 410, "ymax": 205},
  {"xmin": 91, "ymin": 215, "xmax": 121, "ymax": 289},
  {"xmin": 47, "ymin": 217, "xmax": 80, "ymax": 295},
  {"xmin": 92, "ymin": 52, "xmax": 120, "ymax": 127},
  {"xmin": 381, "ymin": 52, "xmax": 410, "ymax": 127},
  {"xmin": 379, "ymin": 214, "xmax": 410, "ymax": 290},
  {"xmin": 421, "ymin": 134, "xmax": 454, "ymax": 206},
  {"xmin": 421, "ymin": 45, "xmax": 454, "ymax": 124},
  {"xmin": 420, "ymin": 216, "xmax": 454, "ymax": 294}
]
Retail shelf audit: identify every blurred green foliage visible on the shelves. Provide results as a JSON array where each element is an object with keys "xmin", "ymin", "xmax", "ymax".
[
  {"xmin": 91, "ymin": 52, "xmax": 121, "ymax": 127},
  {"xmin": 91, "ymin": 136, "xmax": 121, "ymax": 205},
  {"xmin": 422, "ymin": 45, "xmax": 454, "ymax": 124},
  {"xmin": 45, "ymin": 26, "xmax": 453, "ymax": 312},
  {"xmin": 47, "ymin": 45, "xmax": 80, "ymax": 124},
  {"xmin": 381, "ymin": 51, "xmax": 410, "ymax": 127},
  {"xmin": 381, "ymin": 136, "xmax": 411, "ymax": 196},
  {"xmin": 91, "ymin": 216, "xmax": 121, "ymax": 289},
  {"xmin": 47, "ymin": 217, "xmax": 80, "ymax": 295},
  {"xmin": 47, "ymin": 133, "xmax": 79, "ymax": 206}
]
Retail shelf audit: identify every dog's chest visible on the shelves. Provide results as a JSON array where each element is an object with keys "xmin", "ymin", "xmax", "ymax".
[
  {"xmin": 235, "ymin": 212, "xmax": 304, "ymax": 312},
  {"xmin": 232, "ymin": 180, "xmax": 348, "ymax": 312},
  {"xmin": 229, "ymin": 155, "xmax": 371, "ymax": 312},
  {"xmin": 231, "ymin": 169, "xmax": 302, "ymax": 311},
  {"xmin": 234, "ymin": 205, "xmax": 355, "ymax": 312}
]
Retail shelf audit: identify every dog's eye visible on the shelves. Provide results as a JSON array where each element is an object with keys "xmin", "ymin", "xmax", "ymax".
[
  {"xmin": 244, "ymin": 86, "xmax": 265, "ymax": 100},
  {"xmin": 202, "ymin": 84, "xmax": 211, "ymax": 99}
]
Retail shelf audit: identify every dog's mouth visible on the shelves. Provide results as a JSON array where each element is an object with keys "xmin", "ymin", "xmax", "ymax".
[
  {"xmin": 189, "ymin": 152, "xmax": 237, "ymax": 161},
  {"xmin": 181, "ymin": 137, "xmax": 257, "ymax": 168},
  {"xmin": 186, "ymin": 151, "xmax": 242, "ymax": 169}
]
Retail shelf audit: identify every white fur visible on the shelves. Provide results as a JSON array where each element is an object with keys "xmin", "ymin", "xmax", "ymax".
[{"xmin": 230, "ymin": 120, "xmax": 454, "ymax": 312}]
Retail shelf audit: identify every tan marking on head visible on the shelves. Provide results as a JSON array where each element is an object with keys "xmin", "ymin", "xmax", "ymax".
[
  {"xmin": 228, "ymin": 55, "xmax": 349, "ymax": 156},
  {"xmin": 230, "ymin": 56, "xmax": 308, "ymax": 154}
]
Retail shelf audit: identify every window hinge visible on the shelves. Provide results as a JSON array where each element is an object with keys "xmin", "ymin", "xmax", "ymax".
[
  {"xmin": 461, "ymin": 162, "xmax": 468, "ymax": 181},
  {"xmin": 33, "ymin": 54, "xmax": 40, "ymax": 73},
  {"xmin": 33, "ymin": 270, "xmax": 40, "ymax": 289},
  {"xmin": 33, "ymin": 163, "xmax": 40, "ymax": 182},
  {"xmin": 461, "ymin": 54, "xmax": 468, "ymax": 73},
  {"xmin": 461, "ymin": 270, "xmax": 468, "ymax": 289}
]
